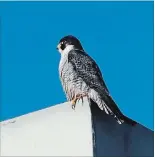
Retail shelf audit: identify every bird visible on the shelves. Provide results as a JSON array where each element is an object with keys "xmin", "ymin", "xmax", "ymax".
[{"xmin": 57, "ymin": 35, "xmax": 137, "ymax": 125}]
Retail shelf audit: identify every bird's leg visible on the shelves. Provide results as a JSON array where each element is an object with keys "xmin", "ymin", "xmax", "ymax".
[
  {"xmin": 77, "ymin": 96, "xmax": 83, "ymax": 105},
  {"xmin": 71, "ymin": 93, "xmax": 88, "ymax": 109},
  {"xmin": 81, "ymin": 93, "xmax": 88, "ymax": 106},
  {"xmin": 71, "ymin": 94, "xmax": 81, "ymax": 110},
  {"xmin": 71, "ymin": 95, "xmax": 78, "ymax": 110}
]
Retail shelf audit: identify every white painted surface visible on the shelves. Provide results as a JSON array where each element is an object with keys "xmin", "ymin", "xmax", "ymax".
[
  {"xmin": 0, "ymin": 99, "xmax": 93, "ymax": 156},
  {"xmin": 0, "ymin": 99, "xmax": 153, "ymax": 157}
]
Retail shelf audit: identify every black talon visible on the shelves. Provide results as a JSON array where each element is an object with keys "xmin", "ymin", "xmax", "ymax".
[
  {"xmin": 72, "ymin": 104, "xmax": 75, "ymax": 110},
  {"xmin": 81, "ymin": 97, "xmax": 84, "ymax": 105}
]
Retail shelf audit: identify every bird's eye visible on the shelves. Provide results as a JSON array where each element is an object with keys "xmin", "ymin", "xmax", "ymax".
[
  {"xmin": 63, "ymin": 40, "xmax": 67, "ymax": 44},
  {"xmin": 60, "ymin": 41, "xmax": 66, "ymax": 50}
]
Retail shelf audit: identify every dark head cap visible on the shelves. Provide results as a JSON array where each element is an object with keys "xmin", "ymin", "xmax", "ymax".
[{"xmin": 57, "ymin": 35, "xmax": 83, "ymax": 52}]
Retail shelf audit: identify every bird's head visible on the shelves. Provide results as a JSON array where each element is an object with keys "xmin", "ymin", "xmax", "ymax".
[{"xmin": 57, "ymin": 35, "xmax": 83, "ymax": 54}]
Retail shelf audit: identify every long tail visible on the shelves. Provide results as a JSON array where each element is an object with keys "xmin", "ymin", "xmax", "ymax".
[
  {"xmin": 105, "ymin": 95, "xmax": 137, "ymax": 125},
  {"xmin": 89, "ymin": 89, "xmax": 137, "ymax": 125}
]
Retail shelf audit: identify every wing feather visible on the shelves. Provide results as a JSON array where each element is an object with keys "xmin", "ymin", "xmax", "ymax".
[
  {"xmin": 68, "ymin": 50, "xmax": 124, "ymax": 118},
  {"xmin": 67, "ymin": 49, "xmax": 137, "ymax": 125},
  {"xmin": 68, "ymin": 49, "xmax": 109, "ymax": 95}
]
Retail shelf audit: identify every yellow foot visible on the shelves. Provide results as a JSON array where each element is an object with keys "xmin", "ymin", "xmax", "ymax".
[
  {"xmin": 71, "ymin": 100, "xmax": 76, "ymax": 110},
  {"xmin": 71, "ymin": 93, "xmax": 88, "ymax": 110}
]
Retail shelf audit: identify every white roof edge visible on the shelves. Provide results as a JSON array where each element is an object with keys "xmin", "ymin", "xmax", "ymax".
[{"xmin": 1, "ymin": 99, "xmax": 93, "ymax": 156}]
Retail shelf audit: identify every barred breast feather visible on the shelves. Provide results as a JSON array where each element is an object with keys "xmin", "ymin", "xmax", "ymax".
[
  {"xmin": 59, "ymin": 49, "xmax": 129, "ymax": 124},
  {"xmin": 59, "ymin": 50, "xmax": 89, "ymax": 101}
]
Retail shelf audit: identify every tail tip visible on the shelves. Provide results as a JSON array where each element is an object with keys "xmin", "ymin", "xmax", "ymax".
[{"xmin": 118, "ymin": 119, "xmax": 124, "ymax": 124}]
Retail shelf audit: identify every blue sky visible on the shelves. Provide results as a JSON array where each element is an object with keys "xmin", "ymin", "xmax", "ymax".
[{"xmin": 0, "ymin": 2, "xmax": 153, "ymax": 130}]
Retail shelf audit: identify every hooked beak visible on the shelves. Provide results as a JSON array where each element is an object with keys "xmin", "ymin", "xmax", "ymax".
[{"xmin": 56, "ymin": 43, "xmax": 61, "ymax": 50}]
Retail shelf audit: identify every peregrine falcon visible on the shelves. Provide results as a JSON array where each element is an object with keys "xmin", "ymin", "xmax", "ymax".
[{"xmin": 57, "ymin": 35, "xmax": 136, "ymax": 125}]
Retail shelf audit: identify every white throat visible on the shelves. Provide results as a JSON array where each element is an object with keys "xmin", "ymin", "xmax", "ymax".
[
  {"xmin": 59, "ymin": 45, "xmax": 74, "ymax": 76},
  {"xmin": 59, "ymin": 45, "xmax": 74, "ymax": 56}
]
